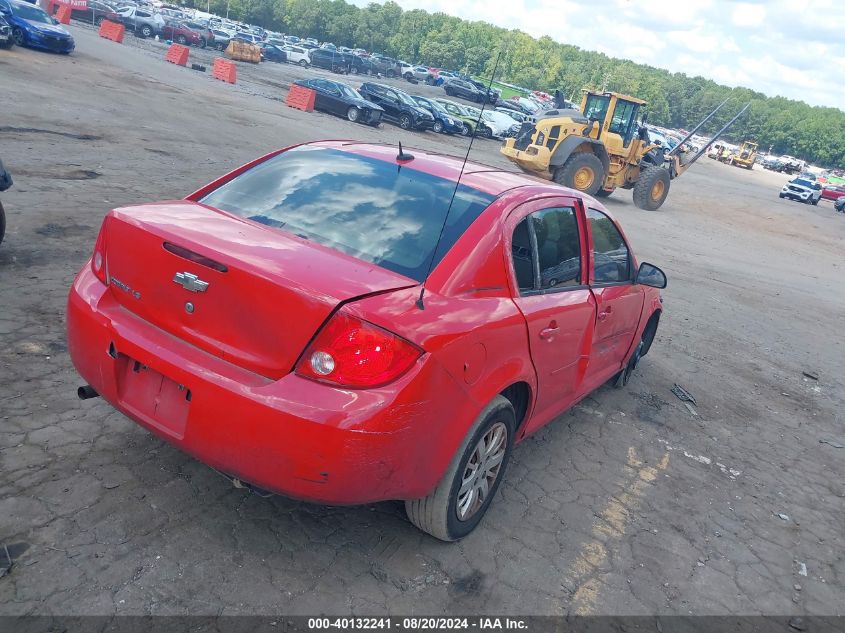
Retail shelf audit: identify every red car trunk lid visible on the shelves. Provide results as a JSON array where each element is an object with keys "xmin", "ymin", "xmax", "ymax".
[{"xmin": 103, "ymin": 201, "xmax": 416, "ymax": 378}]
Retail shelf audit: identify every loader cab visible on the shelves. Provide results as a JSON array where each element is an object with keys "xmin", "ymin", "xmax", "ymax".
[{"xmin": 580, "ymin": 91, "xmax": 646, "ymax": 151}]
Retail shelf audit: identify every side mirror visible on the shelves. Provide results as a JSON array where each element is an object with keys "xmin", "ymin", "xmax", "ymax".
[{"xmin": 636, "ymin": 262, "xmax": 667, "ymax": 289}]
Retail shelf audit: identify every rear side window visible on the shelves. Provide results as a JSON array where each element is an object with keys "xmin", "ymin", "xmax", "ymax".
[
  {"xmin": 200, "ymin": 147, "xmax": 495, "ymax": 282},
  {"xmin": 587, "ymin": 208, "xmax": 631, "ymax": 283},
  {"xmin": 511, "ymin": 207, "xmax": 582, "ymax": 293}
]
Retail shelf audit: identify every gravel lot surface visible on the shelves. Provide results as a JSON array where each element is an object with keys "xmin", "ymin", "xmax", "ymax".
[{"xmin": 0, "ymin": 25, "xmax": 843, "ymax": 617}]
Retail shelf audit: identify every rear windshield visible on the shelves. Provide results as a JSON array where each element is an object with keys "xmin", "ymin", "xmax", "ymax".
[{"xmin": 200, "ymin": 147, "xmax": 496, "ymax": 281}]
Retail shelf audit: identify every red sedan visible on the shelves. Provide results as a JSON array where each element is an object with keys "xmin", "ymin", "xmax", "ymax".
[
  {"xmin": 161, "ymin": 20, "xmax": 202, "ymax": 47},
  {"xmin": 821, "ymin": 184, "xmax": 845, "ymax": 201},
  {"xmin": 67, "ymin": 141, "xmax": 666, "ymax": 541}
]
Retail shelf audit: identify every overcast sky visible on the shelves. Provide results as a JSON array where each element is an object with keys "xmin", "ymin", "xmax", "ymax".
[{"xmin": 353, "ymin": 0, "xmax": 845, "ymax": 110}]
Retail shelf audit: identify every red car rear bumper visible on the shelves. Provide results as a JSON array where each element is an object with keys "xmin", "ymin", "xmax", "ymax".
[{"xmin": 67, "ymin": 265, "xmax": 471, "ymax": 505}]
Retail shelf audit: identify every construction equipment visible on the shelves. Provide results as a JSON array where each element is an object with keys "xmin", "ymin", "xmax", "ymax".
[
  {"xmin": 501, "ymin": 90, "xmax": 750, "ymax": 210},
  {"xmin": 727, "ymin": 141, "xmax": 757, "ymax": 169}
]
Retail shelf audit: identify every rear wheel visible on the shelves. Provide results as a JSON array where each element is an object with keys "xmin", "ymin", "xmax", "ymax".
[
  {"xmin": 405, "ymin": 396, "xmax": 515, "ymax": 541},
  {"xmin": 386, "ymin": 69, "xmax": 395, "ymax": 78},
  {"xmin": 95, "ymin": 16, "xmax": 105, "ymax": 26},
  {"xmin": 633, "ymin": 166, "xmax": 671, "ymax": 210},
  {"xmin": 0, "ymin": 200, "xmax": 5, "ymax": 246},
  {"xmin": 433, "ymin": 120, "xmax": 443, "ymax": 133},
  {"xmin": 553, "ymin": 152, "xmax": 605, "ymax": 196},
  {"xmin": 199, "ymin": 37, "xmax": 207, "ymax": 49},
  {"xmin": 399, "ymin": 114, "xmax": 412, "ymax": 130},
  {"xmin": 461, "ymin": 124, "xmax": 471, "ymax": 137},
  {"xmin": 176, "ymin": 35, "xmax": 187, "ymax": 44},
  {"xmin": 298, "ymin": 59, "xmax": 308, "ymax": 67},
  {"xmin": 139, "ymin": 25, "xmax": 152, "ymax": 38}
]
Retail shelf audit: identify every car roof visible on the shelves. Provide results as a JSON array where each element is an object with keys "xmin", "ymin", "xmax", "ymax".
[{"xmin": 306, "ymin": 141, "xmax": 556, "ymax": 197}]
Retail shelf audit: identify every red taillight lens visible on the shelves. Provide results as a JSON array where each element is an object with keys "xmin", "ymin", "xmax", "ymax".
[
  {"xmin": 90, "ymin": 219, "xmax": 108, "ymax": 285},
  {"xmin": 295, "ymin": 309, "xmax": 422, "ymax": 388}
]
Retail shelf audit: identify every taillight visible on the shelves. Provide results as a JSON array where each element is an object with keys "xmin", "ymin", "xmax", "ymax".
[
  {"xmin": 90, "ymin": 219, "xmax": 108, "ymax": 285},
  {"xmin": 295, "ymin": 309, "xmax": 422, "ymax": 388}
]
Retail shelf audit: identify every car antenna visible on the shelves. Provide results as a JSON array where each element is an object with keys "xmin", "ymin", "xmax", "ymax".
[
  {"xmin": 397, "ymin": 142, "xmax": 414, "ymax": 162},
  {"xmin": 415, "ymin": 50, "xmax": 504, "ymax": 310}
]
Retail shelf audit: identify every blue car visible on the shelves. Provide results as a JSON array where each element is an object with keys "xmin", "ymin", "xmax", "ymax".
[
  {"xmin": 412, "ymin": 96, "xmax": 465, "ymax": 135},
  {"xmin": 0, "ymin": 0, "xmax": 74, "ymax": 53}
]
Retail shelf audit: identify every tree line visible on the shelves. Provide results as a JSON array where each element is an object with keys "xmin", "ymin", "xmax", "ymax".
[{"xmin": 185, "ymin": 0, "xmax": 845, "ymax": 168}]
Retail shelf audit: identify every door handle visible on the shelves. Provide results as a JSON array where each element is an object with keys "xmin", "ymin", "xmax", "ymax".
[{"xmin": 539, "ymin": 325, "xmax": 559, "ymax": 340}]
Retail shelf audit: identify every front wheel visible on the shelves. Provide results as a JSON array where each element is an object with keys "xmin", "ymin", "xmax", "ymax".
[
  {"xmin": 433, "ymin": 120, "xmax": 443, "ymax": 133},
  {"xmin": 176, "ymin": 35, "xmax": 187, "ymax": 44},
  {"xmin": 346, "ymin": 106, "xmax": 360, "ymax": 123},
  {"xmin": 632, "ymin": 166, "xmax": 671, "ymax": 210},
  {"xmin": 553, "ymin": 152, "xmax": 605, "ymax": 196},
  {"xmin": 0, "ymin": 200, "xmax": 5, "ymax": 246},
  {"xmin": 405, "ymin": 396, "xmax": 515, "ymax": 541},
  {"xmin": 139, "ymin": 25, "xmax": 152, "ymax": 38},
  {"xmin": 399, "ymin": 114, "xmax": 412, "ymax": 130},
  {"xmin": 215, "ymin": 41, "xmax": 224, "ymax": 51},
  {"xmin": 12, "ymin": 27, "xmax": 24, "ymax": 46},
  {"xmin": 461, "ymin": 124, "xmax": 472, "ymax": 137},
  {"xmin": 199, "ymin": 37, "xmax": 207, "ymax": 49},
  {"xmin": 95, "ymin": 16, "xmax": 104, "ymax": 26},
  {"xmin": 386, "ymin": 70, "xmax": 395, "ymax": 78},
  {"xmin": 614, "ymin": 314, "xmax": 659, "ymax": 388},
  {"xmin": 298, "ymin": 59, "xmax": 308, "ymax": 68}
]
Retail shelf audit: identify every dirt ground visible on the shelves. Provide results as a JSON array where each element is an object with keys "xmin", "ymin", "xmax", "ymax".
[{"xmin": 1, "ymin": 25, "xmax": 844, "ymax": 618}]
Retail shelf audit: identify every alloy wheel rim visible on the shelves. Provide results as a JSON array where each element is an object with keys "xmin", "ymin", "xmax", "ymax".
[
  {"xmin": 574, "ymin": 167, "xmax": 594, "ymax": 190},
  {"xmin": 456, "ymin": 422, "xmax": 507, "ymax": 522}
]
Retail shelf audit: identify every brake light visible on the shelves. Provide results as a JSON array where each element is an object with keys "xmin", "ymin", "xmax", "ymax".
[
  {"xmin": 295, "ymin": 309, "xmax": 422, "ymax": 388},
  {"xmin": 90, "ymin": 218, "xmax": 108, "ymax": 285}
]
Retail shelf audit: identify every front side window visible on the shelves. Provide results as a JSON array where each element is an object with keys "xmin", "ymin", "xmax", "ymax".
[
  {"xmin": 587, "ymin": 208, "xmax": 631, "ymax": 283},
  {"xmin": 583, "ymin": 94, "xmax": 610, "ymax": 124},
  {"xmin": 510, "ymin": 207, "xmax": 582, "ymax": 294}
]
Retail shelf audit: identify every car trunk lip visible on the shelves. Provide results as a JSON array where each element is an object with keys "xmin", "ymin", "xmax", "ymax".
[{"xmin": 102, "ymin": 200, "xmax": 418, "ymax": 379}]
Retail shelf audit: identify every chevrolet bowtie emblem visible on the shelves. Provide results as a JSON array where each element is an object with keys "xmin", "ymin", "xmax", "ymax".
[{"xmin": 173, "ymin": 272, "xmax": 209, "ymax": 293}]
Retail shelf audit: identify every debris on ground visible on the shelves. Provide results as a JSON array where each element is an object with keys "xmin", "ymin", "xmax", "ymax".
[
  {"xmin": 819, "ymin": 439, "xmax": 844, "ymax": 449},
  {"xmin": 798, "ymin": 562, "xmax": 808, "ymax": 576},
  {"xmin": 671, "ymin": 383, "xmax": 697, "ymax": 406},
  {"xmin": 777, "ymin": 513, "xmax": 790, "ymax": 521},
  {"xmin": 788, "ymin": 617, "xmax": 807, "ymax": 631},
  {"xmin": 794, "ymin": 584, "xmax": 802, "ymax": 591},
  {"xmin": 802, "ymin": 370, "xmax": 819, "ymax": 381}
]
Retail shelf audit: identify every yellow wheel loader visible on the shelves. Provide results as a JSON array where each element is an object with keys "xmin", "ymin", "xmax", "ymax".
[
  {"xmin": 501, "ymin": 90, "xmax": 749, "ymax": 210},
  {"xmin": 728, "ymin": 141, "xmax": 758, "ymax": 169}
]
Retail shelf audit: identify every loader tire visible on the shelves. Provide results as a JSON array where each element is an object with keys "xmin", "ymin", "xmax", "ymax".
[
  {"xmin": 594, "ymin": 187, "xmax": 615, "ymax": 198},
  {"xmin": 554, "ymin": 153, "xmax": 604, "ymax": 196},
  {"xmin": 633, "ymin": 166, "xmax": 671, "ymax": 210}
]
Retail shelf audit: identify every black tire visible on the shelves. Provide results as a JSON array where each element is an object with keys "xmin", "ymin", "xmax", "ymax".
[
  {"xmin": 405, "ymin": 395, "xmax": 515, "ymax": 541},
  {"xmin": 346, "ymin": 106, "xmax": 360, "ymax": 123},
  {"xmin": 399, "ymin": 114, "xmax": 412, "ymax": 130},
  {"xmin": 482, "ymin": 126, "xmax": 492, "ymax": 139},
  {"xmin": 0, "ymin": 200, "xmax": 5, "ymax": 246},
  {"xmin": 461, "ymin": 124, "xmax": 471, "ymax": 137},
  {"xmin": 386, "ymin": 69, "xmax": 395, "ymax": 78},
  {"xmin": 595, "ymin": 187, "xmax": 616, "ymax": 198},
  {"xmin": 553, "ymin": 152, "xmax": 605, "ymax": 196},
  {"xmin": 12, "ymin": 27, "xmax": 24, "ymax": 46},
  {"xmin": 779, "ymin": 193, "xmax": 785, "ymax": 199},
  {"xmin": 433, "ymin": 120, "xmax": 443, "ymax": 134},
  {"xmin": 633, "ymin": 166, "xmax": 671, "ymax": 210},
  {"xmin": 444, "ymin": 87, "xmax": 452, "ymax": 97},
  {"xmin": 199, "ymin": 37, "xmax": 207, "ymax": 49},
  {"xmin": 298, "ymin": 59, "xmax": 308, "ymax": 68},
  {"xmin": 176, "ymin": 35, "xmax": 187, "ymax": 45},
  {"xmin": 403, "ymin": 72, "xmax": 412, "ymax": 80},
  {"xmin": 613, "ymin": 314, "xmax": 659, "ymax": 388},
  {"xmin": 95, "ymin": 16, "xmax": 104, "ymax": 26},
  {"xmin": 139, "ymin": 25, "xmax": 152, "ymax": 38},
  {"xmin": 215, "ymin": 41, "xmax": 224, "ymax": 51}
]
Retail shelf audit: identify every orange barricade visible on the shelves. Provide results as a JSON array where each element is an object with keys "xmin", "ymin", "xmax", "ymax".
[
  {"xmin": 98, "ymin": 20, "xmax": 125, "ymax": 44},
  {"xmin": 165, "ymin": 43, "xmax": 189, "ymax": 66},
  {"xmin": 212, "ymin": 57, "xmax": 237, "ymax": 84},
  {"xmin": 55, "ymin": 4, "xmax": 71, "ymax": 24},
  {"xmin": 285, "ymin": 85, "xmax": 316, "ymax": 112}
]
